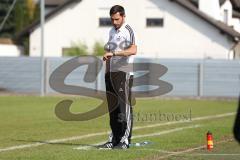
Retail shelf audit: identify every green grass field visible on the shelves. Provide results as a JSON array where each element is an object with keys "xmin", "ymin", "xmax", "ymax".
[{"xmin": 0, "ymin": 96, "xmax": 239, "ymax": 160}]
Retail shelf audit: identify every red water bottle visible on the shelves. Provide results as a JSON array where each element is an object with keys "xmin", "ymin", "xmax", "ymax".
[{"xmin": 207, "ymin": 131, "xmax": 213, "ymax": 150}]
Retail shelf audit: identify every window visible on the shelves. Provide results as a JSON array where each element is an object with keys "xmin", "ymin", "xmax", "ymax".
[
  {"xmin": 99, "ymin": 18, "xmax": 112, "ymax": 27},
  {"xmin": 146, "ymin": 18, "xmax": 164, "ymax": 27}
]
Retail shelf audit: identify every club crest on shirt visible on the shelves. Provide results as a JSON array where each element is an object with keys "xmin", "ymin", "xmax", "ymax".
[{"xmin": 117, "ymin": 36, "xmax": 121, "ymax": 41}]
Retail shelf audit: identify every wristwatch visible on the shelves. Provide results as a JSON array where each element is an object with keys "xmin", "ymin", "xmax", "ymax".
[{"xmin": 112, "ymin": 51, "xmax": 116, "ymax": 56}]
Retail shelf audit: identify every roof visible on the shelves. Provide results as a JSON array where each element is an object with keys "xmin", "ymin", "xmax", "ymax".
[
  {"xmin": 17, "ymin": 0, "xmax": 240, "ymax": 42},
  {"xmin": 171, "ymin": 0, "xmax": 240, "ymax": 41},
  {"xmin": 220, "ymin": 0, "xmax": 228, "ymax": 5},
  {"xmin": 190, "ymin": 0, "xmax": 229, "ymax": 7},
  {"xmin": 191, "ymin": 0, "xmax": 240, "ymax": 10},
  {"xmin": 191, "ymin": 0, "xmax": 240, "ymax": 16},
  {"xmin": 230, "ymin": 0, "xmax": 240, "ymax": 10},
  {"xmin": 233, "ymin": 10, "xmax": 240, "ymax": 18},
  {"xmin": 44, "ymin": 0, "xmax": 69, "ymax": 6}
]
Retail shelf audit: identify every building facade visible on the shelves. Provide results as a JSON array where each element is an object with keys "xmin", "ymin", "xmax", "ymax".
[{"xmin": 24, "ymin": 0, "xmax": 240, "ymax": 59}]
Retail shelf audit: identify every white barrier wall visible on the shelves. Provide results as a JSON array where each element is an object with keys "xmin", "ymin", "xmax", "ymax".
[{"xmin": 0, "ymin": 57, "xmax": 239, "ymax": 97}]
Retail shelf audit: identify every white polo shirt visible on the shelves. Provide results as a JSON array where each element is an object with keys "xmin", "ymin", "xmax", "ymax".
[{"xmin": 105, "ymin": 23, "xmax": 137, "ymax": 75}]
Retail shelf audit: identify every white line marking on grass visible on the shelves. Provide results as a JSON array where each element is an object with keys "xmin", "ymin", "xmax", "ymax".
[
  {"xmin": 133, "ymin": 112, "xmax": 235, "ymax": 130},
  {"xmin": 134, "ymin": 149, "xmax": 240, "ymax": 157},
  {"xmin": 0, "ymin": 112, "xmax": 235, "ymax": 153},
  {"xmin": 190, "ymin": 153, "xmax": 240, "ymax": 156},
  {"xmin": 135, "ymin": 149, "xmax": 240, "ymax": 157},
  {"xmin": 153, "ymin": 145, "xmax": 206, "ymax": 160},
  {"xmin": 73, "ymin": 142, "xmax": 103, "ymax": 150},
  {"xmin": 0, "ymin": 132, "xmax": 108, "ymax": 152},
  {"xmin": 76, "ymin": 111, "xmax": 236, "ymax": 150},
  {"xmin": 156, "ymin": 139, "xmax": 233, "ymax": 159},
  {"xmin": 74, "ymin": 125, "xmax": 201, "ymax": 150},
  {"xmin": 132, "ymin": 124, "xmax": 200, "ymax": 139},
  {"xmin": 134, "ymin": 148, "xmax": 176, "ymax": 154}
]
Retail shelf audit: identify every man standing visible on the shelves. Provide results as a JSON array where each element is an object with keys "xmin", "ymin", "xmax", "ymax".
[{"xmin": 99, "ymin": 5, "xmax": 137, "ymax": 149}]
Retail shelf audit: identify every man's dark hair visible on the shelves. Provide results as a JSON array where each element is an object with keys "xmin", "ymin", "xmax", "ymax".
[{"xmin": 109, "ymin": 5, "xmax": 125, "ymax": 16}]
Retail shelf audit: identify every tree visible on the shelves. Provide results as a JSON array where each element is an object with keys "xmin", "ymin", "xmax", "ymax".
[
  {"xmin": 0, "ymin": 0, "xmax": 38, "ymax": 38},
  {"xmin": 0, "ymin": 0, "xmax": 39, "ymax": 55},
  {"xmin": 0, "ymin": 0, "xmax": 15, "ymax": 38}
]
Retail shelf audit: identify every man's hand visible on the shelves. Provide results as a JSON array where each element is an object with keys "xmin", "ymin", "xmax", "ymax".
[{"xmin": 103, "ymin": 52, "xmax": 114, "ymax": 61}]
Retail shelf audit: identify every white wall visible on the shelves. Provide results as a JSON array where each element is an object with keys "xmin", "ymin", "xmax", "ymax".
[
  {"xmin": 199, "ymin": 0, "xmax": 221, "ymax": 20},
  {"xmin": 220, "ymin": 0, "xmax": 232, "ymax": 25},
  {"xmin": 138, "ymin": 0, "xmax": 234, "ymax": 59},
  {"xmin": 0, "ymin": 44, "xmax": 22, "ymax": 57},
  {"xmin": 232, "ymin": 18, "xmax": 240, "ymax": 33},
  {"xmin": 30, "ymin": 0, "xmax": 100, "ymax": 57},
  {"xmin": 30, "ymin": 0, "xmax": 235, "ymax": 59}
]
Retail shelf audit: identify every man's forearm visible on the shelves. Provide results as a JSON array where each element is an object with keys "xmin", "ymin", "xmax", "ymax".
[
  {"xmin": 113, "ymin": 45, "xmax": 137, "ymax": 56},
  {"xmin": 114, "ymin": 50, "xmax": 135, "ymax": 56}
]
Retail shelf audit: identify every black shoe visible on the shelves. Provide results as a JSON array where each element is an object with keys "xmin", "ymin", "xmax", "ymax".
[
  {"xmin": 113, "ymin": 142, "xmax": 129, "ymax": 149},
  {"xmin": 97, "ymin": 142, "xmax": 114, "ymax": 149}
]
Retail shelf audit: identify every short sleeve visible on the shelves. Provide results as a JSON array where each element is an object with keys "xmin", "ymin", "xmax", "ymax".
[{"xmin": 125, "ymin": 25, "xmax": 137, "ymax": 45}]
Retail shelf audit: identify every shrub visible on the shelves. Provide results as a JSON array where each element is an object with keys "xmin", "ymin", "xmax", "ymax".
[
  {"xmin": 63, "ymin": 42, "xmax": 88, "ymax": 56},
  {"xmin": 93, "ymin": 41, "xmax": 105, "ymax": 56}
]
